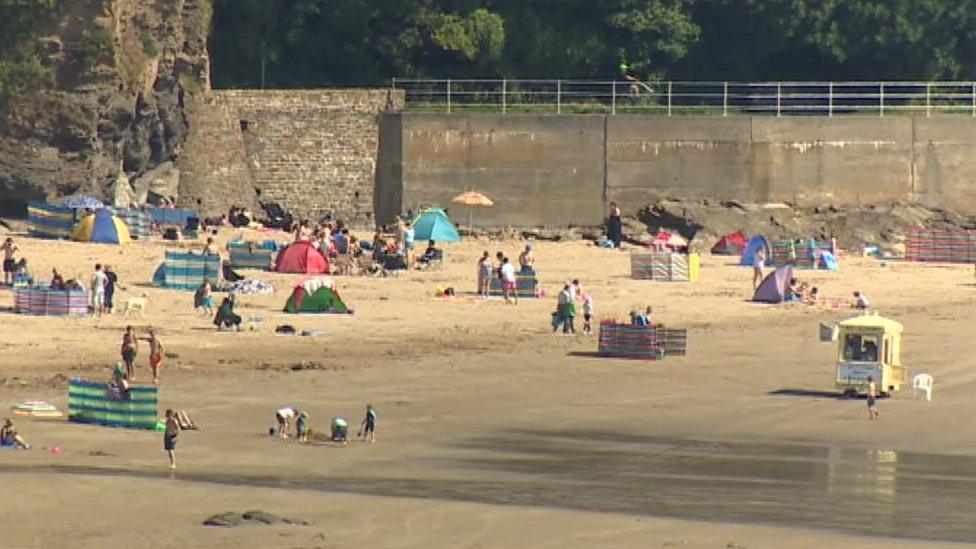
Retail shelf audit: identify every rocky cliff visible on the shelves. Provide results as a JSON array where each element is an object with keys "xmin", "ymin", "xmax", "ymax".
[{"xmin": 0, "ymin": 0, "xmax": 210, "ymax": 215}]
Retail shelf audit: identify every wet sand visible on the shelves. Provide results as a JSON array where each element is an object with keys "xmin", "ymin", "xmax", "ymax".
[{"xmin": 1, "ymin": 230, "xmax": 975, "ymax": 547}]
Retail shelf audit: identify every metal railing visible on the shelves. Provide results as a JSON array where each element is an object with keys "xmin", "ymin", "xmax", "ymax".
[{"xmin": 392, "ymin": 78, "xmax": 976, "ymax": 116}]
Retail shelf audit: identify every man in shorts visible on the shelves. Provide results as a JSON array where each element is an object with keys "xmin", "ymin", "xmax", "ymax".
[
  {"xmin": 146, "ymin": 328, "xmax": 163, "ymax": 385},
  {"xmin": 2, "ymin": 237, "xmax": 18, "ymax": 286},
  {"xmin": 164, "ymin": 409, "xmax": 180, "ymax": 469}
]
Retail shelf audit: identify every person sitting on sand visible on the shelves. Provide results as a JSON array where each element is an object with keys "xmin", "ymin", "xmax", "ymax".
[
  {"xmin": 805, "ymin": 286, "xmax": 821, "ymax": 306},
  {"xmin": 518, "ymin": 243, "xmax": 536, "ymax": 274},
  {"xmin": 50, "ymin": 268, "xmax": 65, "ymax": 290},
  {"xmin": 331, "ymin": 416, "xmax": 349, "ymax": 445},
  {"xmin": 1, "ymin": 418, "xmax": 30, "ymax": 449},
  {"xmin": 109, "ymin": 363, "xmax": 130, "ymax": 393},
  {"xmin": 195, "ymin": 280, "xmax": 214, "ymax": 315},
  {"xmin": 853, "ymin": 291, "xmax": 869, "ymax": 310},
  {"xmin": 213, "ymin": 296, "xmax": 242, "ymax": 331},
  {"xmin": 276, "ymin": 407, "xmax": 299, "ymax": 438}
]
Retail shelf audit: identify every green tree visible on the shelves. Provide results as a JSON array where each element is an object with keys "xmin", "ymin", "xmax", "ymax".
[{"xmin": 0, "ymin": 0, "xmax": 65, "ymax": 116}]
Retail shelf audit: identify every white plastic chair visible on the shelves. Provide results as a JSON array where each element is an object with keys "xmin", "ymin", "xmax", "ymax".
[{"xmin": 912, "ymin": 373, "xmax": 933, "ymax": 402}]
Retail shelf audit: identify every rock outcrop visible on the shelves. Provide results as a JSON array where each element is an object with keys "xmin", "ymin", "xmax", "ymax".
[{"xmin": 0, "ymin": 0, "xmax": 210, "ymax": 215}]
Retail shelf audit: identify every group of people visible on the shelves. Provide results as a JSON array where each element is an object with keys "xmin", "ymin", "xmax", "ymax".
[
  {"xmin": 274, "ymin": 404, "xmax": 377, "ymax": 445},
  {"xmin": 119, "ymin": 325, "xmax": 165, "ymax": 384},
  {"xmin": 553, "ymin": 279, "xmax": 594, "ymax": 334},
  {"xmin": 89, "ymin": 263, "xmax": 124, "ymax": 315},
  {"xmin": 477, "ymin": 244, "xmax": 536, "ymax": 303},
  {"xmin": 1, "ymin": 237, "xmax": 30, "ymax": 285},
  {"xmin": 629, "ymin": 306, "xmax": 653, "ymax": 327}
]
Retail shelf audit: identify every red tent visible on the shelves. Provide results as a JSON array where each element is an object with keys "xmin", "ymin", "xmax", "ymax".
[
  {"xmin": 275, "ymin": 241, "xmax": 330, "ymax": 273},
  {"xmin": 712, "ymin": 231, "xmax": 747, "ymax": 255}
]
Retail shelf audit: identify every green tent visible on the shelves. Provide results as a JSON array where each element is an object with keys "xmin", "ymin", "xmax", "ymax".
[{"xmin": 284, "ymin": 284, "xmax": 350, "ymax": 314}]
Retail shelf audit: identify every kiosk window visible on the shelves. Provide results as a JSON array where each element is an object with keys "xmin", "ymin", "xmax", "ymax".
[{"xmin": 843, "ymin": 334, "xmax": 879, "ymax": 362}]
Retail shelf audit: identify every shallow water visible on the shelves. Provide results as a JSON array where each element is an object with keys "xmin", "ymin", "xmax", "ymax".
[{"xmin": 5, "ymin": 430, "xmax": 976, "ymax": 542}]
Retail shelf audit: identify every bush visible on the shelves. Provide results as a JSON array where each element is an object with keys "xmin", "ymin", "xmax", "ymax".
[
  {"xmin": 75, "ymin": 28, "xmax": 115, "ymax": 67},
  {"xmin": 141, "ymin": 31, "xmax": 158, "ymax": 57}
]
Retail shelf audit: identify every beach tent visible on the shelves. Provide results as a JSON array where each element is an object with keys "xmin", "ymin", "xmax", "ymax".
[
  {"xmin": 712, "ymin": 231, "xmax": 747, "ymax": 255},
  {"xmin": 753, "ymin": 266, "xmax": 793, "ymax": 303},
  {"xmin": 820, "ymin": 251, "xmax": 839, "ymax": 271},
  {"xmin": 275, "ymin": 241, "xmax": 329, "ymax": 273},
  {"xmin": 284, "ymin": 277, "xmax": 350, "ymax": 314},
  {"xmin": 71, "ymin": 208, "xmax": 132, "ymax": 244},
  {"xmin": 411, "ymin": 207, "xmax": 460, "ymax": 243},
  {"xmin": 740, "ymin": 235, "xmax": 771, "ymax": 266}
]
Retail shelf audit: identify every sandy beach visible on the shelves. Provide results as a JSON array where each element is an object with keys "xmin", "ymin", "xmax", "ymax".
[{"xmin": 1, "ymin": 229, "xmax": 975, "ymax": 548}]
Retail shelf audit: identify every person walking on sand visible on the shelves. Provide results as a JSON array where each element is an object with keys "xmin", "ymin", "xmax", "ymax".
[
  {"xmin": 103, "ymin": 265, "xmax": 124, "ymax": 314},
  {"xmin": 2, "ymin": 237, "xmax": 17, "ymax": 286},
  {"xmin": 121, "ymin": 325, "xmax": 138, "ymax": 381},
  {"xmin": 477, "ymin": 251, "xmax": 492, "ymax": 297},
  {"xmin": 607, "ymin": 202, "xmax": 623, "ymax": 249},
  {"xmin": 752, "ymin": 247, "xmax": 766, "ymax": 290},
  {"xmin": 358, "ymin": 404, "xmax": 377, "ymax": 443},
  {"xmin": 867, "ymin": 376, "xmax": 880, "ymax": 420},
  {"xmin": 581, "ymin": 292, "xmax": 594, "ymax": 335},
  {"xmin": 146, "ymin": 328, "xmax": 164, "ymax": 384},
  {"xmin": 164, "ymin": 409, "xmax": 180, "ymax": 469},
  {"xmin": 500, "ymin": 257, "xmax": 518, "ymax": 304}
]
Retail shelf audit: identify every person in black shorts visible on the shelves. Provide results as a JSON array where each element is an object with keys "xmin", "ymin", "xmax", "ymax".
[
  {"xmin": 358, "ymin": 404, "xmax": 377, "ymax": 443},
  {"xmin": 867, "ymin": 376, "xmax": 880, "ymax": 420},
  {"xmin": 164, "ymin": 409, "xmax": 180, "ymax": 469},
  {"xmin": 2, "ymin": 237, "xmax": 17, "ymax": 286}
]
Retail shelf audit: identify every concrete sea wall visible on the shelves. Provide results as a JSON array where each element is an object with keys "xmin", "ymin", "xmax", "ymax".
[{"xmin": 377, "ymin": 113, "xmax": 976, "ymax": 226}]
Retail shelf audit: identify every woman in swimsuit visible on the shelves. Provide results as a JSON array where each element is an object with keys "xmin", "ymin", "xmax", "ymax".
[{"xmin": 121, "ymin": 326, "xmax": 138, "ymax": 381}]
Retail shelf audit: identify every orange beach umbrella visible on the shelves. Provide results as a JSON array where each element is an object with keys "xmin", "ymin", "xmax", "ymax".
[{"xmin": 451, "ymin": 191, "xmax": 494, "ymax": 229}]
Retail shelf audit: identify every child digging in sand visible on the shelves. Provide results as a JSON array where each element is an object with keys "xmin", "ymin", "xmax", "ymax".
[{"xmin": 358, "ymin": 404, "xmax": 377, "ymax": 443}]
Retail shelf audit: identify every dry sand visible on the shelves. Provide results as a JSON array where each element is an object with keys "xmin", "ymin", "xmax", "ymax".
[{"xmin": 1, "ymin": 229, "xmax": 975, "ymax": 548}]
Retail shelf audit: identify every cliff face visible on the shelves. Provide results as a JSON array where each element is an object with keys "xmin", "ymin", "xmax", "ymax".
[{"xmin": 0, "ymin": 0, "xmax": 210, "ymax": 215}]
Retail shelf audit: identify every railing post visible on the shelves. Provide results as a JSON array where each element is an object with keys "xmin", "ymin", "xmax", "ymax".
[
  {"xmin": 667, "ymin": 81, "xmax": 672, "ymax": 116},
  {"xmin": 501, "ymin": 79, "xmax": 507, "ymax": 113},
  {"xmin": 828, "ymin": 82, "xmax": 833, "ymax": 117},
  {"xmin": 446, "ymin": 78, "xmax": 451, "ymax": 114},
  {"xmin": 723, "ymin": 81, "xmax": 728, "ymax": 116},
  {"xmin": 611, "ymin": 81, "xmax": 616, "ymax": 115},
  {"xmin": 776, "ymin": 83, "xmax": 782, "ymax": 117},
  {"xmin": 879, "ymin": 82, "xmax": 884, "ymax": 116},
  {"xmin": 557, "ymin": 80, "xmax": 562, "ymax": 115},
  {"xmin": 926, "ymin": 82, "xmax": 931, "ymax": 117}
]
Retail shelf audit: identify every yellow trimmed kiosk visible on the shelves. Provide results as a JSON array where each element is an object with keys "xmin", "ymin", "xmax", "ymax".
[{"xmin": 835, "ymin": 313, "xmax": 907, "ymax": 397}]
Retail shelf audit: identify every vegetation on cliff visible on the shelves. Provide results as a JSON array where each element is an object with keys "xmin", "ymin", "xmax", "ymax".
[
  {"xmin": 210, "ymin": 0, "xmax": 976, "ymax": 88},
  {"xmin": 0, "ymin": 0, "xmax": 64, "ymax": 119}
]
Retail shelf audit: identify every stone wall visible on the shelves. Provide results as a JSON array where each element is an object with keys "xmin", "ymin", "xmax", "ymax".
[
  {"xmin": 179, "ymin": 89, "xmax": 399, "ymax": 225},
  {"xmin": 376, "ymin": 114, "xmax": 976, "ymax": 226}
]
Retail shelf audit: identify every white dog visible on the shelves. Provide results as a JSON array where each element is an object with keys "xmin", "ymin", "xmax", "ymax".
[{"xmin": 122, "ymin": 294, "xmax": 149, "ymax": 316}]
